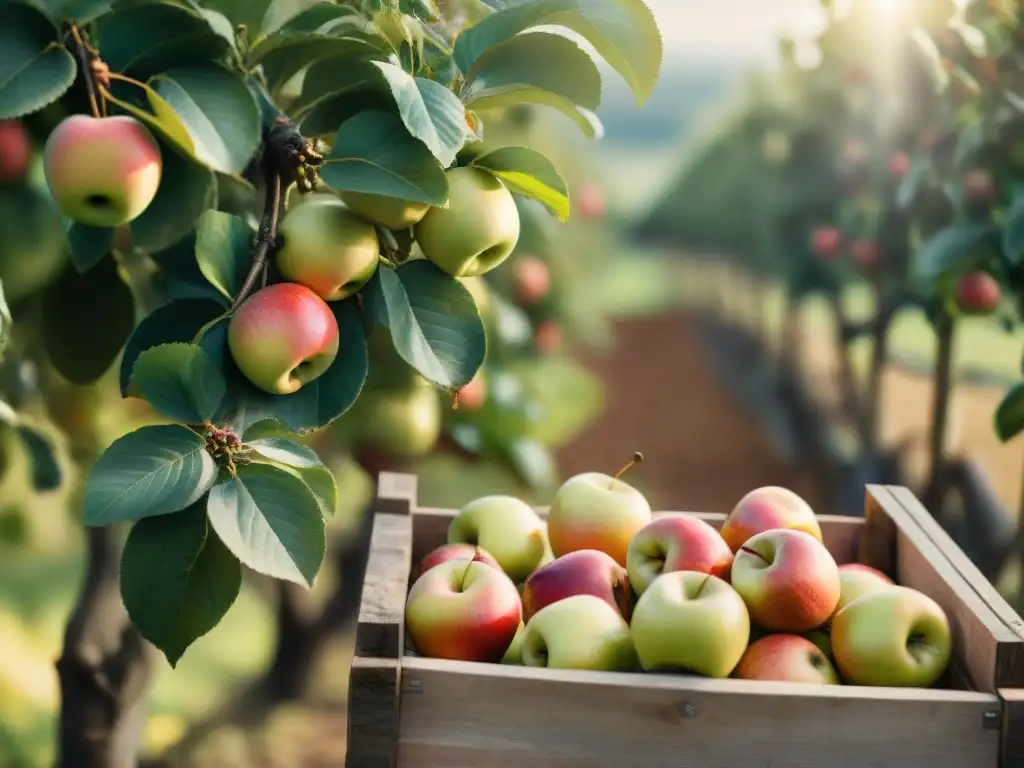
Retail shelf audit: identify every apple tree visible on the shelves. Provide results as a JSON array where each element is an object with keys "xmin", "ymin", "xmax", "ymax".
[{"xmin": 0, "ymin": 0, "xmax": 663, "ymax": 763}]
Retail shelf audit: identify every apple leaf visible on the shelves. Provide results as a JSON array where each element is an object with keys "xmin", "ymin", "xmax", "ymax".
[
  {"xmin": 320, "ymin": 110, "xmax": 449, "ymax": 205},
  {"xmin": 453, "ymin": 0, "xmax": 663, "ymax": 107},
  {"xmin": 259, "ymin": 35, "xmax": 387, "ymax": 94},
  {"xmin": 247, "ymin": 437, "xmax": 338, "ymax": 519},
  {"xmin": 83, "ymin": 424, "xmax": 219, "ymax": 526},
  {"xmin": 67, "ymin": 224, "xmax": 114, "ymax": 273},
  {"xmin": 995, "ymin": 383, "xmax": 1024, "ymax": 443},
  {"xmin": 199, "ymin": 0, "xmax": 276, "ymax": 37},
  {"xmin": 56, "ymin": 0, "xmax": 113, "ymax": 24},
  {"xmin": 913, "ymin": 221, "xmax": 1002, "ymax": 292},
  {"xmin": 363, "ymin": 260, "xmax": 486, "ymax": 390},
  {"xmin": 0, "ymin": 3, "xmax": 76, "ymax": 120},
  {"xmin": 201, "ymin": 298, "xmax": 368, "ymax": 433},
  {"xmin": 41, "ymin": 257, "xmax": 136, "ymax": 386},
  {"xmin": 206, "ymin": 462, "xmax": 326, "ymax": 587},
  {"xmin": 98, "ymin": 1, "xmax": 230, "ymax": 80},
  {"xmin": 194, "ymin": 210, "xmax": 254, "ymax": 303},
  {"xmin": 14, "ymin": 423, "xmax": 62, "ymax": 492},
  {"xmin": 121, "ymin": 500, "xmax": 242, "ymax": 668},
  {"xmin": 130, "ymin": 343, "xmax": 227, "ymax": 424},
  {"xmin": 149, "ymin": 64, "xmax": 262, "ymax": 175},
  {"xmin": 119, "ymin": 297, "xmax": 228, "ymax": 396},
  {"xmin": 470, "ymin": 146, "xmax": 569, "ymax": 222},
  {"xmin": 103, "ymin": 78, "xmax": 200, "ymax": 165}
]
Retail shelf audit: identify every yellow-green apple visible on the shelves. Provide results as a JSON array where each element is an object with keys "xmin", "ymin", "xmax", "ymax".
[
  {"xmin": 521, "ymin": 594, "xmax": 636, "ymax": 671},
  {"xmin": 501, "ymin": 621, "xmax": 526, "ymax": 664},
  {"xmin": 460, "ymin": 276, "xmax": 492, "ymax": 322},
  {"xmin": 630, "ymin": 571, "xmax": 750, "ymax": 678},
  {"xmin": 955, "ymin": 271, "xmax": 1001, "ymax": 316},
  {"xmin": 228, "ymin": 283, "xmax": 339, "ymax": 394},
  {"xmin": 534, "ymin": 320, "xmax": 562, "ymax": 354},
  {"xmin": 411, "ymin": 543, "xmax": 502, "ymax": 584},
  {"xmin": 0, "ymin": 121, "xmax": 31, "ymax": 183},
  {"xmin": 546, "ymin": 471, "xmax": 652, "ymax": 566},
  {"xmin": 734, "ymin": 634, "xmax": 840, "ymax": 685},
  {"xmin": 414, "ymin": 166, "xmax": 520, "ymax": 278},
  {"xmin": 341, "ymin": 378, "xmax": 441, "ymax": 458},
  {"xmin": 626, "ymin": 514, "xmax": 734, "ymax": 596},
  {"xmin": 731, "ymin": 529, "xmax": 840, "ymax": 632},
  {"xmin": 521, "ymin": 549, "xmax": 632, "ymax": 623},
  {"xmin": 405, "ymin": 559, "xmax": 522, "ymax": 662},
  {"xmin": 513, "ymin": 256, "xmax": 550, "ymax": 306},
  {"xmin": 831, "ymin": 586, "xmax": 952, "ymax": 687},
  {"xmin": 43, "ymin": 114, "xmax": 162, "ymax": 227},
  {"xmin": 448, "ymin": 495, "xmax": 547, "ymax": 583},
  {"xmin": 338, "ymin": 190, "xmax": 430, "ymax": 230},
  {"xmin": 834, "ymin": 563, "xmax": 894, "ymax": 615},
  {"xmin": 719, "ymin": 486, "xmax": 822, "ymax": 553},
  {"xmin": 275, "ymin": 195, "xmax": 380, "ymax": 301}
]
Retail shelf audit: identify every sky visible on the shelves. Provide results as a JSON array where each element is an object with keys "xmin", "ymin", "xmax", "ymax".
[{"xmin": 644, "ymin": 0, "xmax": 827, "ymax": 63}]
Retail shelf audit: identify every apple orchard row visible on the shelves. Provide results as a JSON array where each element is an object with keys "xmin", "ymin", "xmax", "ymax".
[{"xmin": 407, "ymin": 468, "xmax": 952, "ymax": 688}]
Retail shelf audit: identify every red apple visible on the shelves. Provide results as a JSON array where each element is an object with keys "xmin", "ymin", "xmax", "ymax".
[
  {"xmin": 889, "ymin": 152, "xmax": 910, "ymax": 179},
  {"xmin": 411, "ymin": 543, "xmax": 502, "ymax": 584},
  {"xmin": 577, "ymin": 182, "xmax": 606, "ymax": 220},
  {"xmin": 731, "ymin": 529, "xmax": 841, "ymax": 633},
  {"xmin": 0, "ymin": 121, "xmax": 31, "ymax": 183},
  {"xmin": 521, "ymin": 549, "xmax": 632, "ymax": 623},
  {"xmin": 954, "ymin": 271, "xmax": 1001, "ymax": 316},
  {"xmin": 405, "ymin": 559, "xmax": 522, "ymax": 662},
  {"xmin": 811, "ymin": 227, "xmax": 842, "ymax": 259},
  {"xmin": 851, "ymin": 239, "xmax": 880, "ymax": 271},
  {"xmin": 734, "ymin": 634, "xmax": 840, "ymax": 684},
  {"xmin": 535, "ymin": 320, "xmax": 561, "ymax": 354},
  {"xmin": 513, "ymin": 256, "xmax": 550, "ymax": 306},
  {"xmin": 455, "ymin": 370, "xmax": 486, "ymax": 412},
  {"xmin": 719, "ymin": 486, "xmax": 822, "ymax": 553},
  {"xmin": 626, "ymin": 514, "xmax": 734, "ymax": 596},
  {"xmin": 227, "ymin": 283, "xmax": 340, "ymax": 394},
  {"xmin": 834, "ymin": 563, "xmax": 894, "ymax": 615}
]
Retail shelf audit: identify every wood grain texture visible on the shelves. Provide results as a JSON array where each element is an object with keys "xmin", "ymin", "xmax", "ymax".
[
  {"xmin": 860, "ymin": 485, "xmax": 899, "ymax": 578},
  {"xmin": 398, "ymin": 659, "xmax": 1001, "ymax": 768},
  {"xmin": 355, "ymin": 513, "xmax": 412, "ymax": 659},
  {"xmin": 375, "ymin": 472, "xmax": 418, "ymax": 516},
  {"xmin": 347, "ymin": 657, "xmax": 401, "ymax": 768}
]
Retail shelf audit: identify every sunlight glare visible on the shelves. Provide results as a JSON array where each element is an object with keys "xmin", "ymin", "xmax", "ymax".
[{"xmin": 867, "ymin": 0, "xmax": 906, "ymax": 15}]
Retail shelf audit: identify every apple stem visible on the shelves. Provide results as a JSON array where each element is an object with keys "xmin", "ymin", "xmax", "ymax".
[
  {"xmin": 458, "ymin": 559, "xmax": 474, "ymax": 593},
  {"xmin": 694, "ymin": 574, "xmax": 712, "ymax": 599},
  {"xmin": 740, "ymin": 546, "xmax": 770, "ymax": 565},
  {"xmin": 611, "ymin": 452, "xmax": 644, "ymax": 488}
]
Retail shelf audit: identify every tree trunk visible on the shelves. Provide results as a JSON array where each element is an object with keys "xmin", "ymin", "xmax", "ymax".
[
  {"xmin": 923, "ymin": 314, "xmax": 956, "ymax": 517},
  {"xmin": 828, "ymin": 291, "xmax": 863, "ymax": 427}
]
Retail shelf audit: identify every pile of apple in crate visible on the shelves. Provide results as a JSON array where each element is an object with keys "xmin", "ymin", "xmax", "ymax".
[{"xmin": 405, "ymin": 459, "xmax": 951, "ymax": 688}]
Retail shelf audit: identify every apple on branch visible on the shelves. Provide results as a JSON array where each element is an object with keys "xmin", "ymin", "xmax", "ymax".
[
  {"xmin": 43, "ymin": 114, "xmax": 162, "ymax": 227},
  {"xmin": 546, "ymin": 453, "xmax": 652, "ymax": 566},
  {"xmin": 342, "ymin": 377, "xmax": 442, "ymax": 460},
  {"xmin": 513, "ymin": 255, "xmax": 551, "ymax": 307},
  {"xmin": 339, "ymin": 190, "xmax": 431, "ymax": 231},
  {"xmin": 227, "ymin": 283, "xmax": 340, "ymax": 395},
  {"xmin": 405, "ymin": 559, "xmax": 522, "ymax": 663},
  {"xmin": 0, "ymin": 121, "xmax": 31, "ymax": 183},
  {"xmin": 630, "ymin": 571, "xmax": 750, "ymax": 678},
  {"xmin": 954, "ymin": 271, "xmax": 1001, "ymax": 316},
  {"xmin": 719, "ymin": 486, "xmax": 823, "ymax": 553},
  {"xmin": 521, "ymin": 594, "xmax": 637, "ymax": 671},
  {"xmin": 626, "ymin": 513, "xmax": 734, "ymax": 596},
  {"xmin": 448, "ymin": 495, "xmax": 548, "ymax": 583},
  {"xmin": 521, "ymin": 549, "xmax": 632, "ymax": 622}
]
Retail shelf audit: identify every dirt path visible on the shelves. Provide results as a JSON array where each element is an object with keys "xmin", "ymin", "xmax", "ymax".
[{"xmin": 556, "ymin": 312, "xmax": 827, "ymax": 515}]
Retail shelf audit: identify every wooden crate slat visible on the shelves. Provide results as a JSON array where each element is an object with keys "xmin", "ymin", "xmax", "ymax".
[
  {"xmin": 375, "ymin": 472, "xmax": 418, "ymax": 516},
  {"xmin": 355, "ymin": 512, "xmax": 413, "ymax": 659},
  {"xmin": 347, "ymin": 656, "xmax": 401, "ymax": 768},
  {"xmin": 999, "ymin": 688, "xmax": 1024, "ymax": 768},
  {"xmin": 398, "ymin": 659, "xmax": 1001, "ymax": 768}
]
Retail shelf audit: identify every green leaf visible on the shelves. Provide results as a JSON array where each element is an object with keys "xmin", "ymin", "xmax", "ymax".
[
  {"xmin": 99, "ymin": 1, "xmax": 231, "ymax": 80},
  {"xmin": 83, "ymin": 424, "xmax": 219, "ymax": 526},
  {"xmin": 15, "ymin": 424, "xmax": 62, "ymax": 492},
  {"xmin": 453, "ymin": 0, "xmax": 662, "ymax": 106},
  {"xmin": 131, "ymin": 343, "xmax": 227, "ymax": 424},
  {"xmin": 149, "ymin": 65, "xmax": 262, "ymax": 175},
  {"xmin": 103, "ymin": 78, "xmax": 200, "ymax": 164},
  {"xmin": 67, "ymin": 224, "xmax": 113, "ymax": 273},
  {"xmin": 470, "ymin": 146, "xmax": 569, "ymax": 221},
  {"xmin": 995, "ymin": 383, "xmax": 1024, "ymax": 442},
  {"xmin": 247, "ymin": 437, "xmax": 337, "ymax": 518},
  {"xmin": 320, "ymin": 110, "xmax": 448, "ymax": 205},
  {"xmin": 121, "ymin": 500, "xmax": 241, "ymax": 667},
  {"xmin": 194, "ymin": 210, "xmax": 254, "ymax": 302},
  {"xmin": 259, "ymin": 35, "xmax": 387, "ymax": 94},
  {"xmin": 200, "ymin": 0, "xmax": 274, "ymax": 36},
  {"xmin": 41, "ymin": 258, "xmax": 136, "ymax": 385},
  {"xmin": 0, "ymin": 3, "xmax": 76, "ymax": 119},
  {"xmin": 462, "ymin": 30, "xmax": 602, "ymax": 114},
  {"xmin": 129, "ymin": 140, "xmax": 215, "ymax": 253},
  {"xmin": 1003, "ymin": 185, "xmax": 1024, "ymax": 265},
  {"xmin": 58, "ymin": 0, "xmax": 114, "ymax": 24},
  {"xmin": 120, "ymin": 297, "xmax": 227, "ymax": 396},
  {"xmin": 205, "ymin": 298, "xmax": 368, "ymax": 433},
  {"xmin": 241, "ymin": 418, "xmax": 293, "ymax": 441},
  {"xmin": 206, "ymin": 462, "xmax": 325, "ymax": 586},
  {"xmin": 364, "ymin": 260, "xmax": 486, "ymax": 389},
  {"xmin": 500, "ymin": 436, "xmax": 557, "ymax": 492},
  {"xmin": 914, "ymin": 221, "xmax": 1002, "ymax": 290},
  {"xmin": 0, "ymin": 279, "xmax": 10, "ymax": 362}
]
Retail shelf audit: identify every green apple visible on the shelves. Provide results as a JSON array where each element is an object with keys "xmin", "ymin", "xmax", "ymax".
[
  {"xmin": 501, "ymin": 621, "xmax": 526, "ymax": 665},
  {"xmin": 341, "ymin": 377, "xmax": 441, "ymax": 458},
  {"xmin": 630, "ymin": 571, "xmax": 750, "ymax": 678},
  {"xmin": 414, "ymin": 166, "xmax": 520, "ymax": 278},
  {"xmin": 546, "ymin": 472, "xmax": 652, "ymax": 566},
  {"xmin": 521, "ymin": 594, "xmax": 637, "ymax": 671},
  {"xmin": 43, "ymin": 114, "xmax": 162, "ymax": 227},
  {"xmin": 227, "ymin": 283, "xmax": 340, "ymax": 394},
  {"xmin": 276, "ymin": 195, "xmax": 380, "ymax": 301},
  {"xmin": 339, "ymin": 190, "xmax": 431, "ymax": 230},
  {"xmin": 834, "ymin": 563, "xmax": 894, "ymax": 615},
  {"xmin": 831, "ymin": 586, "xmax": 952, "ymax": 687},
  {"xmin": 448, "ymin": 495, "xmax": 547, "ymax": 583}
]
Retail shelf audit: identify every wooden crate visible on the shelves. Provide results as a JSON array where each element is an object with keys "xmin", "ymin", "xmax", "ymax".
[{"xmin": 346, "ymin": 473, "xmax": 1024, "ymax": 768}]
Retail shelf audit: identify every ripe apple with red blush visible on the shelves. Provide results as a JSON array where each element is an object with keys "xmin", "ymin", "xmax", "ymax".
[
  {"xmin": 811, "ymin": 227, "xmax": 842, "ymax": 259},
  {"xmin": 513, "ymin": 256, "xmax": 551, "ymax": 306},
  {"xmin": 851, "ymin": 239, "xmax": 880, "ymax": 271},
  {"xmin": 719, "ymin": 486, "xmax": 822, "ymax": 553},
  {"xmin": 954, "ymin": 271, "xmax": 1001, "ymax": 316},
  {"xmin": 521, "ymin": 549, "xmax": 632, "ymax": 622},
  {"xmin": 0, "ymin": 121, "xmax": 31, "ymax": 183},
  {"xmin": 577, "ymin": 182, "xmax": 606, "ymax": 220},
  {"xmin": 626, "ymin": 514, "xmax": 734, "ymax": 596},
  {"xmin": 535, "ymin": 320, "xmax": 562, "ymax": 354},
  {"xmin": 734, "ymin": 634, "xmax": 840, "ymax": 685},
  {"xmin": 411, "ymin": 543, "xmax": 502, "ymax": 583}
]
